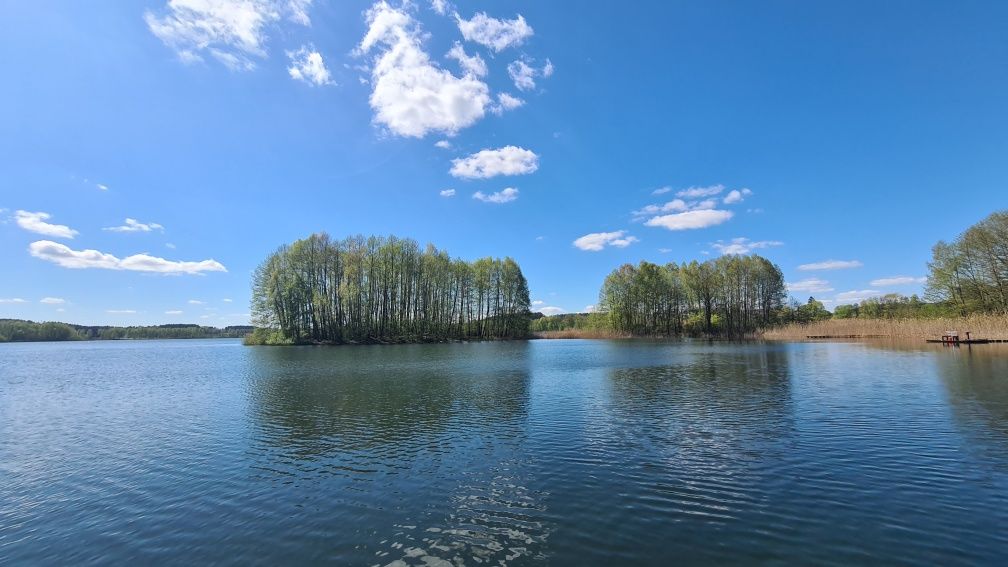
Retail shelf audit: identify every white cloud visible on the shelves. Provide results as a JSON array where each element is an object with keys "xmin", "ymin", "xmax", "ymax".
[
  {"xmin": 103, "ymin": 218, "xmax": 164, "ymax": 233},
  {"xmin": 287, "ymin": 45, "xmax": 333, "ymax": 86},
  {"xmin": 652, "ymin": 186, "xmax": 672, "ymax": 195},
  {"xmin": 450, "ymin": 146, "xmax": 538, "ymax": 178},
  {"xmin": 798, "ymin": 259, "xmax": 863, "ymax": 271},
  {"xmin": 430, "ymin": 0, "xmax": 450, "ymax": 16},
  {"xmin": 472, "ymin": 188, "xmax": 519, "ymax": 204},
  {"xmin": 584, "ymin": 304, "xmax": 595, "ymax": 313},
  {"xmin": 787, "ymin": 278, "xmax": 834, "ymax": 294},
  {"xmin": 15, "ymin": 211, "xmax": 79, "ymax": 239},
  {"xmin": 28, "ymin": 240, "xmax": 227, "ymax": 275},
  {"xmin": 542, "ymin": 59, "xmax": 554, "ymax": 77},
  {"xmin": 870, "ymin": 276, "xmax": 927, "ymax": 287},
  {"xmin": 507, "ymin": 59, "xmax": 536, "ymax": 91},
  {"xmin": 631, "ymin": 199, "xmax": 688, "ymax": 219},
  {"xmin": 107, "ymin": 309, "xmax": 137, "ymax": 314},
  {"xmin": 539, "ymin": 306, "xmax": 565, "ymax": 316},
  {"xmin": 531, "ymin": 300, "xmax": 544, "ymax": 306},
  {"xmin": 145, "ymin": 0, "xmax": 313, "ymax": 70},
  {"xmin": 722, "ymin": 188, "xmax": 752, "ymax": 204},
  {"xmin": 835, "ymin": 289, "xmax": 882, "ymax": 304},
  {"xmin": 166, "ymin": 310, "xmax": 184, "ymax": 315},
  {"xmin": 97, "ymin": 183, "xmax": 109, "ymax": 191},
  {"xmin": 658, "ymin": 248, "xmax": 673, "ymax": 253},
  {"xmin": 439, "ymin": 189, "xmax": 456, "ymax": 197},
  {"xmin": 455, "ymin": 12, "xmax": 533, "ymax": 52},
  {"xmin": 676, "ymin": 185, "xmax": 724, "ymax": 198},
  {"xmin": 573, "ymin": 230, "xmax": 639, "ymax": 252},
  {"xmin": 434, "ymin": 140, "xmax": 452, "ymax": 149},
  {"xmin": 446, "ymin": 42, "xmax": 487, "ymax": 77},
  {"xmin": 40, "ymin": 297, "xmax": 66, "ymax": 304},
  {"xmin": 0, "ymin": 298, "xmax": 26, "ymax": 304},
  {"xmin": 490, "ymin": 92, "xmax": 524, "ymax": 115},
  {"xmin": 188, "ymin": 299, "xmax": 205, "ymax": 305},
  {"xmin": 711, "ymin": 237, "xmax": 782, "ymax": 255},
  {"xmin": 645, "ymin": 209, "xmax": 733, "ymax": 231},
  {"xmin": 166, "ymin": 243, "xmax": 177, "ymax": 249},
  {"xmin": 358, "ymin": 2, "xmax": 490, "ymax": 138},
  {"xmin": 223, "ymin": 298, "xmax": 233, "ymax": 302}
]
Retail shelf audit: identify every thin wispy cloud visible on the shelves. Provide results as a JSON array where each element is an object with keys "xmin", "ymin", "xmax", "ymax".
[
  {"xmin": 40, "ymin": 297, "xmax": 66, "ymax": 304},
  {"xmin": 455, "ymin": 12, "xmax": 533, "ymax": 52},
  {"xmin": 835, "ymin": 289, "xmax": 882, "ymax": 303},
  {"xmin": 446, "ymin": 42, "xmax": 487, "ymax": 77},
  {"xmin": 645, "ymin": 209, "xmax": 733, "ymax": 231},
  {"xmin": 573, "ymin": 230, "xmax": 639, "ymax": 251},
  {"xmin": 287, "ymin": 45, "xmax": 334, "ymax": 86},
  {"xmin": 439, "ymin": 189, "xmax": 456, "ymax": 197},
  {"xmin": 450, "ymin": 146, "xmax": 538, "ymax": 179},
  {"xmin": 103, "ymin": 218, "xmax": 164, "ymax": 233},
  {"xmin": 676, "ymin": 185, "xmax": 724, "ymax": 198},
  {"xmin": 870, "ymin": 276, "xmax": 927, "ymax": 287},
  {"xmin": 15, "ymin": 211, "xmax": 79, "ymax": 239},
  {"xmin": 0, "ymin": 298, "xmax": 26, "ymax": 304},
  {"xmin": 798, "ymin": 260, "xmax": 863, "ymax": 271},
  {"xmin": 28, "ymin": 240, "xmax": 227, "ymax": 275},
  {"xmin": 145, "ymin": 0, "xmax": 313, "ymax": 70},
  {"xmin": 787, "ymin": 278, "xmax": 834, "ymax": 294},
  {"xmin": 722, "ymin": 188, "xmax": 752, "ymax": 204},
  {"xmin": 711, "ymin": 237, "xmax": 782, "ymax": 255},
  {"xmin": 472, "ymin": 188, "xmax": 519, "ymax": 204}
]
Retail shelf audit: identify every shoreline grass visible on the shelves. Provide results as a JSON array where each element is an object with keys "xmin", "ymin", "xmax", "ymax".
[{"xmin": 762, "ymin": 314, "xmax": 1008, "ymax": 341}]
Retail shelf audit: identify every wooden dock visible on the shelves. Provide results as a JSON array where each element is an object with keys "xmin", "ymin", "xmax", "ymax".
[{"xmin": 925, "ymin": 331, "xmax": 1008, "ymax": 345}]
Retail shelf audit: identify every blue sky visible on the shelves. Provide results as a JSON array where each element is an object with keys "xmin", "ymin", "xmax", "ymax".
[{"xmin": 2, "ymin": 0, "xmax": 1007, "ymax": 325}]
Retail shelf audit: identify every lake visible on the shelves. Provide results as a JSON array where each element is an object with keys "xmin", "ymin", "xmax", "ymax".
[{"xmin": 2, "ymin": 339, "xmax": 1007, "ymax": 565}]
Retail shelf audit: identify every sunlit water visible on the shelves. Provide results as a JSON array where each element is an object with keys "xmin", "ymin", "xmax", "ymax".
[{"xmin": 2, "ymin": 339, "xmax": 1007, "ymax": 565}]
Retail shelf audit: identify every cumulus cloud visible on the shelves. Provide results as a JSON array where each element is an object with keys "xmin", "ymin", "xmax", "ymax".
[
  {"xmin": 539, "ymin": 306, "xmax": 565, "ymax": 316},
  {"xmin": 434, "ymin": 140, "xmax": 451, "ymax": 149},
  {"xmin": 723, "ymin": 188, "xmax": 752, "ymax": 204},
  {"xmin": 430, "ymin": 0, "xmax": 450, "ymax": 16},
  {"xmin": 446, "ymin": 42, "xmax": 487, "ymax": 77},
  {"xmin": 870, "ymin": 276, "xmax": 927, "ymax": 287},
  {"xmin": 531, "ymin": 300, "xmax": 544, "ymax": 306},
  {"xmin": 787, "ymin": 278, "xmax": 834, "ymax": 294},
  {"xmin": 455, "ymin": 12, "xmax": 533, "ymax": 52},
  {"xmin": 472, "ymin": 188, "xmax": 519, "ymax": 204},
  {"xmin": 0, "ymin": 298, "xmax": 26, "ymax": 304},
  {"xmin": 835, "ymin": 289, "xmax": 882, "ymax": 304},
  {"xmin": 15, "ymin": 211, "xmax": 79, "ymax": 239},
  {"xmin": 439, "ymin": 188, "xmax": 456, "ymax": 197},
  {"xmin": 103, "ymin": 218, "xmax": 164, "ymax": 233},
  {"xmin": 645, "ymin": 209, "xmax": 734, "ymax": 231},
  {"xmin": 676, "ymin": 185, "xmax": 724, "ymax": 198},
  {"xmin": 287, "ymin": 45, "xmax": 333, "ymax": 86},
  {"xmin": 711, "ymin": 237, "xmax": 782, "ymax": 255},
  {"xmin": 145, "ymin": 0, "xmax": 313, "ymax": 70},
  {"xmin": 357, "ymin": 2, "xmax": 490, "ymax": 138},
  {"xmin": 508, "ymin": 59, "xmax": 536, "ymax": 90},
  {"xmin": 40, "ymin": 297, "xmax": 66, "ymax": 304},
  {"xmin": 652, "ymin": 187, "xmax": 672, "ymax": 195},
  {"xmin": 450, "ymin": 146, "xmax": 538, "ymax": 178},
  {"xmin": 28, "ymin": 240, "xmax": 227, "ymax": 275},
  {"xmin": 573, "ymin": 230, "xmax": 639, "ymax": 252},
  {"xmin": 798, "ymin": 259, "xmax": 863, "ymax": 271},
  {"xmin": 490, "ymin": 92, "xmax": 524, "ymax": 115}
]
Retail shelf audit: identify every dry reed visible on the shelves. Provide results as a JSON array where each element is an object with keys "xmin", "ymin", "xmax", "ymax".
[{"xmin": 763, "ymin": 314, "xmax": 1008, "ymax": 341}]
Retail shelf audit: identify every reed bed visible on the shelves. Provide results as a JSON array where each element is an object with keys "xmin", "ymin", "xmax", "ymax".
[{"xmin": 763, "ymin": 314, "xmax": 1008, "ymax": 341}]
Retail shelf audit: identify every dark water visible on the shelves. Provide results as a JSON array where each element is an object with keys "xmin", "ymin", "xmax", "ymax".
[{"xmin": 2, "ymin": 339, "xmax": 1007, "ymax": 565}]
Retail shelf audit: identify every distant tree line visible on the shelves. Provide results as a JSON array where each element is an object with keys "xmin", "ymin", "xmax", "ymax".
[
  {"xmin": 596, "ymin": 255, "xmax": 788, "ymax": 336},
  {"xmin": 926, "ymin": 211, "xmax": 1008, "ymax": 314},
  {"xmin": 0, "ymin": 319, "xmax": 252, "ymax": 343},
  {"xmin": 248, "ymin": 233, "xmax": 531, "ymax": 344}
]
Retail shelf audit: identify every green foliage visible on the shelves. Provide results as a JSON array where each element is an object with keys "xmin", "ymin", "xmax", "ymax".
[
  {"xmin": 250, "ymin": 233, "xmax": 532, "ymax": 344},
  {"xmin": 596, "ymin": 254, "xmax": 787, "ymax": 337},
  {"xmin": 529, "ymin": 312, "xmax": 608, "ymax": 332},
  {"xmin": 926, "ymin": 210, "xmax": 1008, "ymax": 314}
]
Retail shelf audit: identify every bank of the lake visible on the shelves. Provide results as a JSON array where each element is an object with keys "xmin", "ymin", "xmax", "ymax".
[
  {"xmin": 2, "ymin": 338, "xmax": 1007, "ymax": 565},
  {"xmin": 764, "ymin": 314, "xmax": 1008, "ymax": 341}
]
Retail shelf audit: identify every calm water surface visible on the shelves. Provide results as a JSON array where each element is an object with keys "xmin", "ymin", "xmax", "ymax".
[{"xmin": 2, "ymin": 339, "xmax": 1007, "ymax": 565}]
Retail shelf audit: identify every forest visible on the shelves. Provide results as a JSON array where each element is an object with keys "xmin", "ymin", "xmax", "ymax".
[
  {"xmin": 925, "ymin": 211, "xmax": 1008, "ymax": 314},
  {"xmin": 0, "ymin": 319, "xmax": 252, "ymax": 343},
  {"xmin": 247, "ymin": 233, "xmax": 531, "ymax": 344},
  {"xmin": 565, "ymin": 254, "xmax": 789, "ymax": 337}
]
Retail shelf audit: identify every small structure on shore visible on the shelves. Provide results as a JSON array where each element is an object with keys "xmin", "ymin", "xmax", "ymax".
[{"xmin": 926, "ymin": 331, "xmax": 1001, "ymax": 345}]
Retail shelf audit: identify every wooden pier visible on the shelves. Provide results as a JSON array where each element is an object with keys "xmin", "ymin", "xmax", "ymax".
[{"xmin": 925, "ymin": 331, "xmax": 1007, "ymax": 345}]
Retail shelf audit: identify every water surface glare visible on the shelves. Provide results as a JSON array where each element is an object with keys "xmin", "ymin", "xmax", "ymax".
[{"xmin": 2, "ymin": 339, "xmax": 1007, "ymax": 565}]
